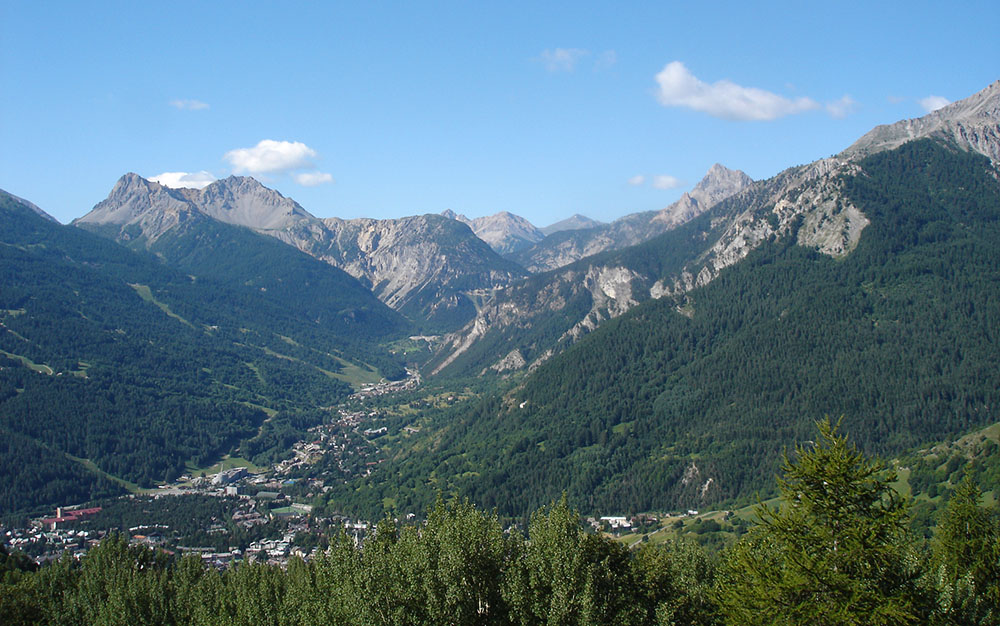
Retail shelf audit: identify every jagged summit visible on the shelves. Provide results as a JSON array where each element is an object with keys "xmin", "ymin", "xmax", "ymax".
[
  {"xmin": 75, "ymin": 173, "xmax": 316, "ymax": 237},
  {"xmin": 694, "ymin": 164, "xmax": 755, "ymax": 201},
  {"xmin": 843, "ymin": 79, "xmax": 1000, "ymax": 162},
  {"xmin": 75, "ymin": 173, "xmax": 196, "ymax": 236},
  {"xmin": 653, "ymin": 164, "xmax": 754, "ymax": 228},
  {"xmin": 440, "ymin": 209, "xmax": 544, "ymax": 255}
]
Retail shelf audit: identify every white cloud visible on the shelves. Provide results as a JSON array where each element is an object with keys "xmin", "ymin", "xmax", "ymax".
[
  {"xmin": 169, "ymin": 99, "xmax": 209, "ymax": 111},
  {"xmin": 627, "ymin": 175, "xmax": 646, "ymax": 186},
  {"xmin": 826, "ymin": 95, "xmax": 859, "ymax": 119},
  {"xmin": 919, "ymin": 95, "xmax": 950, "ymax": 113},
  {"xmin": 654, "ymin": 61, "xmax": 819, "ymax": 121},
  {"xmin": 652, "ymin": 175, "xmax": 682, "ymax": 190},
  {"xmin": 540, "ymin": 48, "xmax": 589, "ymax": 72},
  {"xmin": 149, "ymin": 171, "xmax": 216, "ymax": 189},
  {"xmin": 294, "ymin": 171, "xmax": 334, "ymax": 186},
  {"xmin": 224, "ymin": 140, "xmax": 318, "ymax": 174}
]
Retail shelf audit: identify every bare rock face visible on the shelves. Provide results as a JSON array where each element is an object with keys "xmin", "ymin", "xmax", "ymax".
[
  {"xmin": 195, "ymin": 176, "xmax": 315, "ymax": 231},
  {"xmin": 315, "ymin": 214, "xmax": 525, "ymax": 324},
  {"xmin": 486, "ymin": 349, "xmax": 527, "ymax": 374},
  {"xmin": 441, "ymin": 210, "xmax": 545, "ymax": 255},
  {"xmin": 843, "ymin": 79, "xmax": 1000, "ymax": 163},
  {"xmin": 75, "ymin": 175, "xmax": 525, "ymax": 330}
]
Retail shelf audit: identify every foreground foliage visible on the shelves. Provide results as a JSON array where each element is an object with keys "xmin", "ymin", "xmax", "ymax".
[{"xmin": 3, "ymin": 421, "xmax": 998, "ymax": 625}]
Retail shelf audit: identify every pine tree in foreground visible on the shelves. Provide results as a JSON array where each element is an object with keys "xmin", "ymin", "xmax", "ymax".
[{"xmin": 715, "ymin": 418, "xmax": 926, "ymax": 625}]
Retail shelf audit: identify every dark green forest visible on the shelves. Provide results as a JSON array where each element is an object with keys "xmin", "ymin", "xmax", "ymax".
[
  {"xmin": 2, "ymin": 423, "xmax": 998, "ymax": 625},
  {"xmin": 0, "ymin": 193, "xmax": 408, "ymax": 518},
  {"xmin": 327, "ymin": 139, "xmax": 1000, "ymax": 519}
]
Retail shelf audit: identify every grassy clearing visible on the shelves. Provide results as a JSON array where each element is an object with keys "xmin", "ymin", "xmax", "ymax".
[
  {"xmin": 256, "ymin": 344, "xmax": 382, "ymax": 391},
  {"xmin": 130, "ymin": 283, "xmax": 195, "ymax": 328},
  {"xmin": 385, "ymin": 337, "xmax": 437, "ymax": 357},
  {"xmin": 65, "ymin": 454, "xmax": 147, "ymax": 494},
  {"xmin": 240, "ymin": 401, "xmax": 278, "ymax": 418},
  {"xmin": 185, "ymin": 455, "xmax": 267, "ymax": 479},
  {"xmin": 0, "ymin": 349, "xmax": 54, "ymax": 374},
  {"xmin": 330, "ymin": 356, "xmax": 382, "ymax": 388}
]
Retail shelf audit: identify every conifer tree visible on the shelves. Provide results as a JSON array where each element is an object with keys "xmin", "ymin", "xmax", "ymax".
[
  {"xmin": 715, "ymin": 418, "xmax": 925, "ymax": 625},
  {"xmin": 930, "ymin": 469, "xmax": 1000, "ymax": 624}
]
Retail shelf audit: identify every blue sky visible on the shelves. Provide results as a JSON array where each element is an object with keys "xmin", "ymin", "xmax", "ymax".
[{"xmin": 2, "ymin": 1, "xmax": 997, "ymax": 226}]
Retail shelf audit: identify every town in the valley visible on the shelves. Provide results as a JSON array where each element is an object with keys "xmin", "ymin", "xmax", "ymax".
[{"xmin": 2, "ymin": 369, "xmax": 724, "ymax": 568}]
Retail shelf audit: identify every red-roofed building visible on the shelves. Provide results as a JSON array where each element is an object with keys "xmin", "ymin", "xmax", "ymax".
[{"xmin": 39, "ymin": 506, "xmax": 102, "ymax": 530}]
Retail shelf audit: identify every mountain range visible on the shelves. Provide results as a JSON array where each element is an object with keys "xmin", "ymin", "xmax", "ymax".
[
  {"xmin": 3, "ymin": 78, "xmax": 999, "ymax": 520},
  {"xmin": 75, "ymin": 176, "xmax": 525, "ymax": 331},
  {"xmin": 75, "ymin": 161, "xmax": 753, "ymax": 335},
  {"xmin": 319, "ymin": 80, "xmax": 1000, "ymax": 518}
]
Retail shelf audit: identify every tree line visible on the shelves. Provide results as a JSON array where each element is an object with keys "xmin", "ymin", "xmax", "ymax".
[{"xmin": 2, "ymin": 420, "xmax": 998, "ymax": 625}]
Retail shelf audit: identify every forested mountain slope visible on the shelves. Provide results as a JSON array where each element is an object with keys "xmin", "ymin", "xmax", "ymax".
[
  {"xmin": 0, "ymin": 190, "xmax": 406, "ymax": 517},
  {"xmin": 329, "ymin": 139, "xmax": 1000, "ymax": 518}
]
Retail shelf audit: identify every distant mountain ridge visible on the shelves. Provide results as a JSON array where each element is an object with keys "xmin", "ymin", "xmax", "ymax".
[
  {"xmin": 75, "ymin": 175, "xmax": 525, "ymax": 331},
  {"xmin": 540, "ymin": 214, "xmax": 603, "ymax": 236},
  {"xmin": 510, "ymin": 164, "xmax": 753, "ymax": 272}
]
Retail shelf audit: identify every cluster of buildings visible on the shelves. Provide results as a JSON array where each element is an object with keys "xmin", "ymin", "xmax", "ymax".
[
  {"xmin": 4, "ymin": 523, "xmax": 104, "ymax": 563},
  {"xmin": 350, "ymin": 368, "xmax": 421, "ymax": 401},
  {"xmin": 2, "ymin": 374, "xmax": 427, "ymax": 568}
]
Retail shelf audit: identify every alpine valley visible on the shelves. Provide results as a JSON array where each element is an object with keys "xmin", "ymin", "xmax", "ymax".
[{"xmin": 2, "ymin": 79, "xmax": 1000, "ymax": 528}]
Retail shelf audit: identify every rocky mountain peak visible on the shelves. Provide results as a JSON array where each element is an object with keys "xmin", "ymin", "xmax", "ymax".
[
  {"xmin": 440, "ymin": 209, "xmax": 544, "ymax": 255},
  {"xmin": 196, "ymin": 175, "xmax": 315, "ymax": 230},
  {"xmin": 843, "ymin": 79, "xmax": 1000, "ymax": 162},
  {"xmin": 109, "ymin": 172, "xmax": 162, "ymax": 198},
  {"xmin": 440, "ymin": 209, "xmax": 470, "ymax": 223},
  {"xmin": 76, "ymin": 173, "xmax": 193, "ymax": 231},
  {"xmin": 652, "ymin": 163, "xmax": 752, "ymax": 228},
  {"xmin": 693, "ymin": 164, "xmax": 754, "ymax": 204}
]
